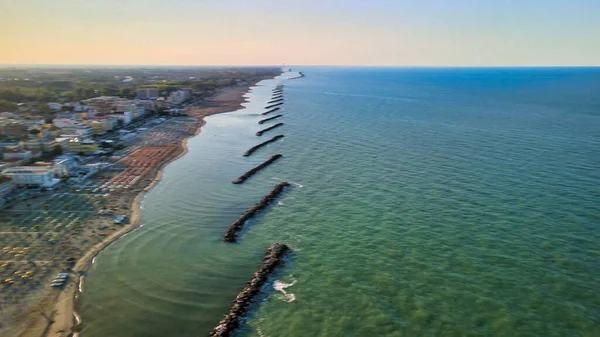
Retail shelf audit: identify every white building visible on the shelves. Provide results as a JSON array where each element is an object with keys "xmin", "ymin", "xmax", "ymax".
[
  {"xmin": 2, "ymin": 149, "xmax": 32, "ymax": 162},
  {"xmin": 135, "ymin": 100, "xmax": 156, "ymax": 112},
  {"xmin": 47, "ymin": 103, "xmax": 62, "ymax": 111},
  {"xmin": 73, "ymin": 103, "xmax": 89, "ymax": 112},
  {"xmin": 3, "ymin": 166, "xmax": 58, "ymax": 187},
  {"xmin": 56, "ymin": 112, "xmax": 77, "ymax": 120},
  {"xmin": 53, "ymin": 156, "xmax": 78, "ymax": 177},
  {"xmin": 136, "ymin": 88, "xmax": 159, "ymax": 100},
  {"xmin": 167, "ymin": 90, "xmax": 190, "ymax": 105},
  {"xmin": 113, "ymin": 111, "xmax": 133, "ymax": 125},
  {"xmin": 59, "ymin": 125, "xmax": 94, "ymax": 139}
]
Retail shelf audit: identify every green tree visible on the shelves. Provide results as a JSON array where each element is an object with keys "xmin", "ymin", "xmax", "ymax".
[
  {"xmin": 101, "ymin": 85, "xmax": 118, "ymax": 96},
  {"xmin": 0, "ymin": 100, "xmax": 18, "ymax": 111},
  {"xmin": 119, "ymin": 87, "xmax": 135, "ymax": 98},
  {"xmin": 51, "ymin": 145, "xmax": 63, "ymax": 157}
]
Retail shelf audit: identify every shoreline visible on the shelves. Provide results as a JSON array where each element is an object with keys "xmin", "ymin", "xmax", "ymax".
[{"xmin": 17, "ymin": 75, "xmax": 278, "ymax": 337}]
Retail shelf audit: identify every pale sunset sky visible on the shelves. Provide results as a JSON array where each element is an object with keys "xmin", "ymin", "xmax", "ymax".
[{"xmin": 1, "ymin": 0, "xmax": 599, "ymax": 66}]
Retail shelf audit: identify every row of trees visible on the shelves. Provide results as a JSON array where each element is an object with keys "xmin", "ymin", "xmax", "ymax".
[{"xmin": 0, "ymin": 100, "xmax": 17, "ymax": 111}]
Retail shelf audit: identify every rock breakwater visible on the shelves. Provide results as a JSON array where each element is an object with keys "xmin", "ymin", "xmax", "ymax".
[
  {"xmin": 232, "ymin": 154, "xmax": 283, "ymax": 184},
  {"xmin": 209, "ymin": 243, "xmax": 290, "ymax": 336}
]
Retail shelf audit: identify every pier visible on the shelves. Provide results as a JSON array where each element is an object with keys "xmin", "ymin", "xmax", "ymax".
[
  {"xmin": 261, "ymin": 107, "xmax": 280, "ymax": 116},
  {"xmin": 264, "ymin": 102, "xmax": 284, "ymax": 110},
  {"xmin": 256, "ymin": 123, "xmax": 284, "ymax": 136},
  {"xmin": 232, "ymin": 154, "xmax": 283, "ymax": 184},
  {"xmin": 209, "ymin": 243, "xmax": 290, "ymax": 336},
  {"xmin": 243, "ymin": 135, "xmax": 284, "ymax": 157},
  {"xmin": 258, "ymin": 114, "xmax": 283, "ymax": 125},
  {"xmin": 222, "ymin": 183, "xmax": 290, "ymax": 242}
]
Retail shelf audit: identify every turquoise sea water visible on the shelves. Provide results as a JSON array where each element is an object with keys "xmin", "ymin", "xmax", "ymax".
[{"xmin": 81, "ymin": 68, "xmax": 600, "ymax": 336}]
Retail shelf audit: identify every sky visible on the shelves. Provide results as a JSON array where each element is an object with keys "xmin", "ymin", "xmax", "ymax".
[{"xmin": 1, "ymin": 0, "xmax": 599, "ymax": 66}]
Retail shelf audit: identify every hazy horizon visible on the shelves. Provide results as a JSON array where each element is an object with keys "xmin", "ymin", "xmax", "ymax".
[
  {"xmin": 1, "ymin": 64, "xmax": 600, "ymax": 69},
  {"xmin": 2, "ymin": 0, "xmax": 599, "ymax": 67}
]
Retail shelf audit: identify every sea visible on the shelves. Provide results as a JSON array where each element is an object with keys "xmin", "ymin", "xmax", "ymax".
[{"xmin": 81, "ymin": 67, "xmax": 600, "ymax": 337}]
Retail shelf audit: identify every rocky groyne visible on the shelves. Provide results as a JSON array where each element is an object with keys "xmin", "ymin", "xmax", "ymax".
[
  {"xmin": 243, "ymin": 135, "xmax": 284, "ymax": 157},
  {"xmin": 258, "ymin": 114, "xmax": 283, "ymax": 125},
  {"xmin": 256, "ymin": 123, "xmax": 284, "ymax": 136},
  {"xmin": 232, "ymin": 154, "xmax": 283, "ymax": 184},
  {"xmin": 261, "ymin": 107, "xmax": 280, "ymax": 116},
  {"xmin": 209, "ymin": 243, "xmax": 290, "ymax": 336},
  {"xmin": 267, "ymin": 98, "xmax": 284, "ymax": 104},
  {"xmin": 264, "ymin": 102, "xmax": 284, "ymax": 110},
  {"xmin": 222, "ymin": 183, "xmax": 290, "ymax": 243}
]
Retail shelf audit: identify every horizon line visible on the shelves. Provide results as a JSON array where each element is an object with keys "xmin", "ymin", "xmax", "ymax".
[{"xmin": 1, "ymin": 63, "xmax": 599, "ymax": 69}]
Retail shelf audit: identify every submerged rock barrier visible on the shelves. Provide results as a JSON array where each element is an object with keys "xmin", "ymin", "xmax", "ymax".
[
  {"xmin": 209, "ymin": 243, "xmax": 290, "ymax": 336},
  {"xmin": 243, "ymin": 135, "xmax": 284, "ymax": 157},
  {"xmin": 256, "ymin": 123, "xmax": 284, "ymax": 136},
  {"xmin": 267, "ymin": 98, "xmax": 284, "ymax": 104},
  {"xmin": 261, "ymin": 107, "xmax": 280, "ymax": 116},
  {"xmin": 264, "ymin": 102, "xmax": 284, "ymax": 110},
  {"xmin": 222, "ymin": 183, "xmax": 290, "ymax": 242},
  {"xmin": 258, "ymin": 114, "xmax": 283, "ymax": 125},
  {"xmin": 232, "ymin": 154, "xmax": 283, "ymax": 184}
]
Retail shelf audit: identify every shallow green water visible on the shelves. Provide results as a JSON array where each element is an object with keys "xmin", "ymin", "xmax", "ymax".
[{"xmin": 82, "ymin": 68, "xmax": 600, "ymax": 336}]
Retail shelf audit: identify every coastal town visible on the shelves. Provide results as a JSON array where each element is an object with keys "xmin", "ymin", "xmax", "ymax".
[{"xmin": 0, "ymin": 67, "xmax": 279, "ymax": 336}]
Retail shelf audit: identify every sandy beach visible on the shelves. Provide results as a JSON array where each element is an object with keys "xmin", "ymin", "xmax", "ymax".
[{"xmin": 14, "ymin": 80, "xmax": 272, "ymax": 337}]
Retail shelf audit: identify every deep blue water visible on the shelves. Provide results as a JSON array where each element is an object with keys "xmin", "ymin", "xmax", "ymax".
[{"xmin": 82, "ymin": 67, "xmax": 600, "ymax": 337}]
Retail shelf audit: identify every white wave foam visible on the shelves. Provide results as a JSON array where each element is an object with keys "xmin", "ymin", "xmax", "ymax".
[
  {"xmin": 79, "ymin": 276, "xmax": 84, "ymax": 293},
  {"xmin": 273, "ymin": 279, "xmax": 297, "ymax": 302},
  {"xmin": 278, "ymin": 201, "xmax": 284, "ymax": 206},
  {"xmin": 256, "ymin": 326, "xmax": 267, "ymax": 337},
  {"xmin": 290, "ymin": 181, "xmax": 304, "ymax": 188}
]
